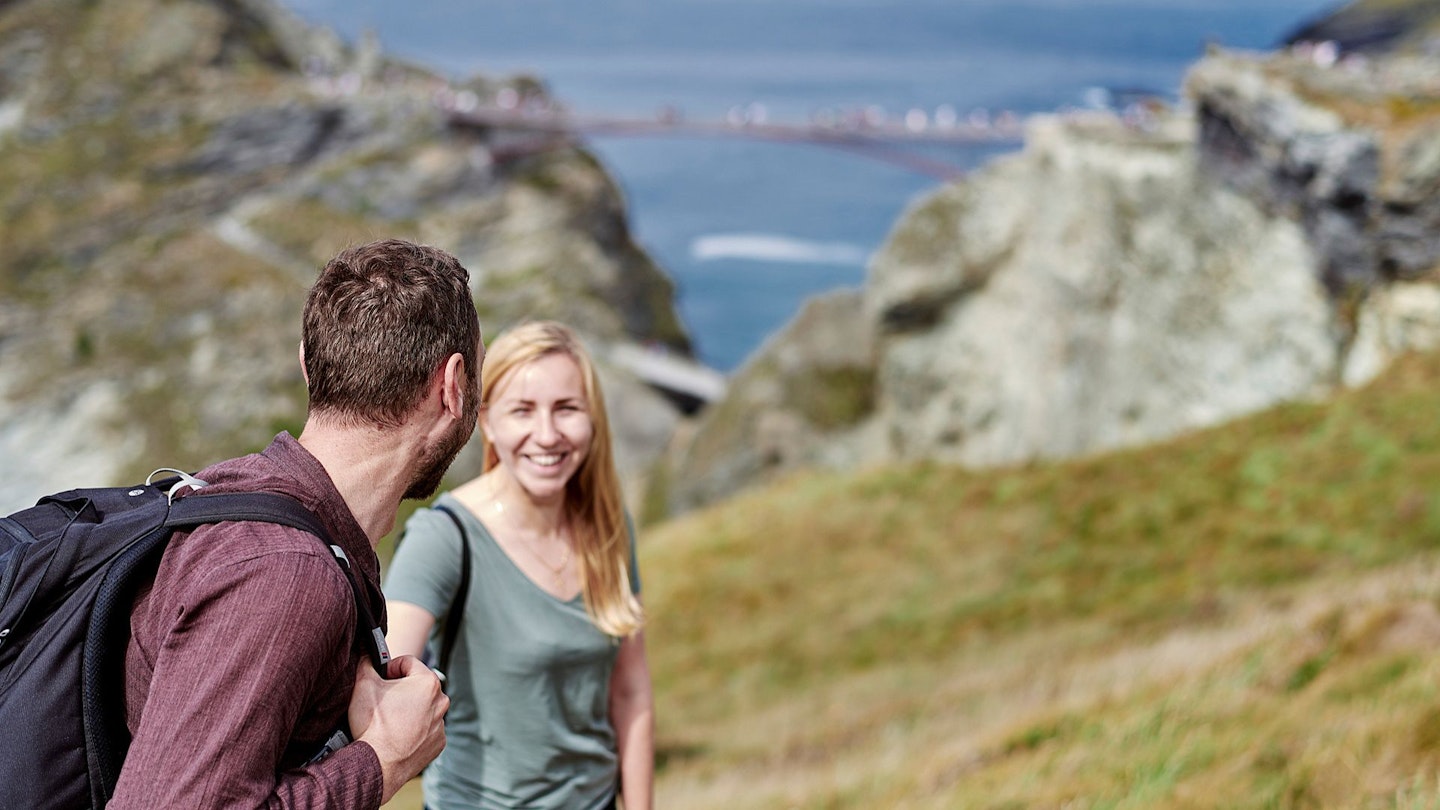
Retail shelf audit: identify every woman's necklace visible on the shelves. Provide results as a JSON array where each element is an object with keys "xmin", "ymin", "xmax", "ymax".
[{"xmin": 493, "ymin": 497, "xmax": 572, "ymax": 589}]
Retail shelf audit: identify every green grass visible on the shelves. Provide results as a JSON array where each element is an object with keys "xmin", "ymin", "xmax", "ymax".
[
  {"xmin": 612, "ymin": 349, "xmax": 1440, "ymax": 809},
  {"xmin": 783, "ymin": 365, "xmax": 876, "ymax": 430}
]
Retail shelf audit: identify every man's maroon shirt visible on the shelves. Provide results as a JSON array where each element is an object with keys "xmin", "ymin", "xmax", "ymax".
[{"xmin": 112, "ymin": 433, "xmax": 387, "ymax": 809}]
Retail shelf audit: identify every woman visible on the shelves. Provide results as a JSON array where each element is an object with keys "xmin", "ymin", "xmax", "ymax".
[{"xmin": 384, "ymin": 321, "xmax": 653, "ymax": 810}]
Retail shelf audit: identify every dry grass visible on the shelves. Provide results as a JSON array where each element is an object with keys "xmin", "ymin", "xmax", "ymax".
[{"xmin": 639, "ymin": 350, "xmax": 1440, "ymax": 808}]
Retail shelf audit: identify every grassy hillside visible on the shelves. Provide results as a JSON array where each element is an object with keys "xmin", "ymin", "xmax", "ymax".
[
  {"xmin": 637, "ymin": 349, "xmax": 1440, "ymax": 808},
  {"xmin": 385, "ymin": 349, "xmax": 1440, "ymax": 809}
]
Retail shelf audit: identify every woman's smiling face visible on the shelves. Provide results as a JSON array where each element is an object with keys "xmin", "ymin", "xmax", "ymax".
[{"xmin": 481, "ymin": 351, "xmax": 594, "ymax": 503}]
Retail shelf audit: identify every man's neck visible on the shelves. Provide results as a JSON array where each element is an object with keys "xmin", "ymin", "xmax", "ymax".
[{"xmin": 297, "ymin": 418, "xmax": 421, "ymax": 545}]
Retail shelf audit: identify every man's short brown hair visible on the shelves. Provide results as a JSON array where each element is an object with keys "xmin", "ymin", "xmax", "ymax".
[{"xmin": 302, "ymin": 239, "xmax": 480, "ymax": 427}]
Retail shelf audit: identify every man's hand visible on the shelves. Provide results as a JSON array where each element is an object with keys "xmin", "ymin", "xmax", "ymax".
[{"xmin": 348, "ymin": 655, "xmax": 448, "ymax": 803}]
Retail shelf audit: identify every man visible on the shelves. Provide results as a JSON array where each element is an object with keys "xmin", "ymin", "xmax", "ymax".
[{"xmin": 109, "ymin": 238, "xmax": 483, "ymax": 808}]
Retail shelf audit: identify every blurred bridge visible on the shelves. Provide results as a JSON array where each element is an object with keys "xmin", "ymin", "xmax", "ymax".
[{"xmin": 446, "ymin": 105, "xmax": 1028, "ymax": 180}]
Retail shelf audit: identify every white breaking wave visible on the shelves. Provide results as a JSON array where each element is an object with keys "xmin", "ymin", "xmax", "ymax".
[{"xmin": 690, "ymin": 233, "xmax": 869, "ymax": 267}]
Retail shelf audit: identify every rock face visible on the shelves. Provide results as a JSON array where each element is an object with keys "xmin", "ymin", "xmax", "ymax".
[
  {"xmin": 659, "ymin": 290, "xmax": 879, "ymax": 512},
  {"xmin": 0, "ymin": 0, "xmax": 692, "ymax": 512},
  {"xmin": 1187, "ymin": 50, "xmax": 1440, "ymax": 377},
  {"xmin": 870, "ymin": 114, "xmax": 1339, "ymax": 469},
  {"xmin": 662, "ymin": 48, "xmax": 1440, "ymax": 513},
  {"xmin": 1191, "ymin": 52, "xmax": 1440, "ymax": 292}
]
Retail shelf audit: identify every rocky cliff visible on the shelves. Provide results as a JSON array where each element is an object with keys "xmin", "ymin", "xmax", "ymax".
[
  {"xmin": 660, "ymin": 44, "xmax": 1440, "ymax": 514},
  {"xmin": 0, "ymin": 0, "xmax": 693, "ymax": 512}
]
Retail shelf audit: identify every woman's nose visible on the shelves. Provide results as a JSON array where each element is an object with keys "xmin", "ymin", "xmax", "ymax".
[{"xmin": 534, "ymin": 411, "xmax": 559, "ymax": 442}]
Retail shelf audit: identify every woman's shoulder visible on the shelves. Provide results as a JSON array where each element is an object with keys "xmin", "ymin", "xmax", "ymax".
[{"xmin": 395, "ymin": 496, "xmax": 471, "ymax": 556}]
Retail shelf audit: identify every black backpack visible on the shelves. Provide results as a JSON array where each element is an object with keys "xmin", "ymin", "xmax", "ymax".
[{"xmin": 0, "ymin": 472, "xmax": 389, "ymax": 809}]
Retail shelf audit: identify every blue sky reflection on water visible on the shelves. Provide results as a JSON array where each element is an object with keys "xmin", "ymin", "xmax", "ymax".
[{"xmin": 288, "ymin": 0, "xmax": 1343, "ymax": 371}]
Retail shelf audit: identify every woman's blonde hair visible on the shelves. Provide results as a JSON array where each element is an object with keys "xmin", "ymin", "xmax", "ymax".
[{"xmin": 480, "ymin": 321, "xmax": 644, "ymax": 637}]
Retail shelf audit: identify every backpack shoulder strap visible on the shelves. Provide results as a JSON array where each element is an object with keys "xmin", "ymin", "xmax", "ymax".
[
  {"xmin": 165, "ymin": 492, "xmax": 330, "ymax": 538},
  {"xmin": 431, "ymin": 504, "xmax": 472, "ymax": 678}
]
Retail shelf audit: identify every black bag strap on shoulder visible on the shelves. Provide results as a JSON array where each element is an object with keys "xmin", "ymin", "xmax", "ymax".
[
  {"xmin": 165, "ymin": 492, "xmax": 330, "ymax": 537},
  {"xmin": 432, "ymin": 504, "xmax": 472, "ymax": 679}
]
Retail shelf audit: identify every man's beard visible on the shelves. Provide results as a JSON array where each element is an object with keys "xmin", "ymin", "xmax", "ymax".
[{"xmin": 404, "ymin": 381, "xmax": 479, "ymax": 500}]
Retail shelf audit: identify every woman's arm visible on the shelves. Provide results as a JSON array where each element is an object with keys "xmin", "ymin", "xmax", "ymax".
[
  {"xmin": 609, "ymin": 629, "xmax": 655, "ymax": 810},
  {"xmin": 385, "ymin": 600, "xmax": 437, "ymax": 660}
]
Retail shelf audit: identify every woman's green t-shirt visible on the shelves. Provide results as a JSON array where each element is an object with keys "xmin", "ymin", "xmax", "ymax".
[{"xmin": 384, "ymin": 492, "xmax": 640, "ymax": 810}]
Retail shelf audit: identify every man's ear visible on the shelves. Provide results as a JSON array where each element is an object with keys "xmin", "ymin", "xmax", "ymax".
[
  {"xmin": 441, "ymin": 352, "xmax": 466, "ymax": 420},
  {"xmin": 298, "ymin": 343, "xmax": 309, "ymax": 386}
]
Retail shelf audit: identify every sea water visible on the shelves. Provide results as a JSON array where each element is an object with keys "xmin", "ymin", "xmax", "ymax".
[{"xmin": 288, "ymin": 0, "xmax": 1341, "ymax": 372}]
